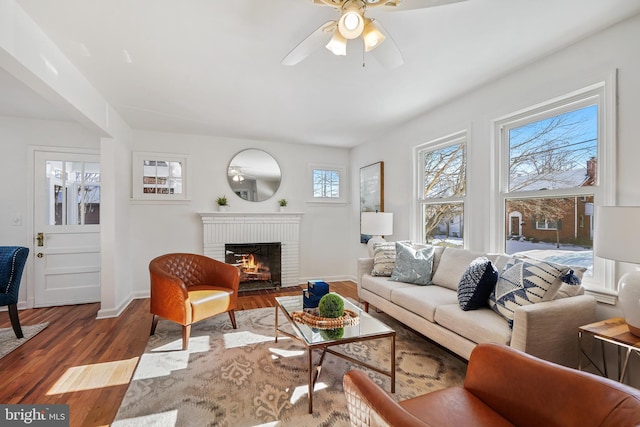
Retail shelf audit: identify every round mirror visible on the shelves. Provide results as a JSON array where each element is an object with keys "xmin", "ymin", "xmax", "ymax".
[{"xmin": 227, "ymin": 149, "xmax": 282, "ymax": 202}]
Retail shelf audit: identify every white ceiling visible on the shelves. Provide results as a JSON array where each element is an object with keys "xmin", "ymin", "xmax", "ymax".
[{"xmin": 4, "ymin": 0, "xmax": 640, "ymax": 148}]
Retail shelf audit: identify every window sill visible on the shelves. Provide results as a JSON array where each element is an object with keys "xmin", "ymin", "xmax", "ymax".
[{"xmin": 583, "ymin": 285, "xmax": 618, "ymax": 305}]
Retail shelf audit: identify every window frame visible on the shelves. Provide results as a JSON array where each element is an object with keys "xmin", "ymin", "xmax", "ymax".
[
  {"xmin": 413, "ymin": 131, "xmax": 467, "ymax": 247},
  {"xmin": 307, "ymin": 163, "xmax": 348, "ymax": 204},
  {"xmin": 493, "ymin": 77, "xmax": 617, "ymax": 301},
  {"xmin": 131, "ymin": 151, "xmax": 191, "ymax": 202}
]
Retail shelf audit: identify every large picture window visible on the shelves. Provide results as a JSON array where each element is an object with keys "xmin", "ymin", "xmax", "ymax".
[
  {"xmin": 497, "ymin": 81, "xmax": 615, "ymax": 294},
  {"xmin": 415, "ymin": 133, "xmax": 466, "ymax": 247}
]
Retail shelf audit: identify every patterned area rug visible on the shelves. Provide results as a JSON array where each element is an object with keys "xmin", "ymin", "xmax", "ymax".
[
  {"xmin": 113, "ymin": 308, "xmax": 467, "ymax": 427},
  {"xmin": 0, "ymin": 323, "xmax": 48, "ymax": 359}
]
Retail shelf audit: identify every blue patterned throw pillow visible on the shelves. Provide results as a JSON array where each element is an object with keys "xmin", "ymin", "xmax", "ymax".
[
  {"xmin": 489, "ymin": 257, "xmax": 569, "ymax": 328},
  {"xmin": 389, "ymin": 241, "xmax": 435, "ymax": 285},
  {"xmin": 457, "ymin": 257, "xmax": 498, "ymax": 311}
]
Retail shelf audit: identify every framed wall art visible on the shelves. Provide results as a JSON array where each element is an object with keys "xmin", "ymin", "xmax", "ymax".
[{"xmin": 360, "ymin": 161, "xmax": 384, "ymax": 243}]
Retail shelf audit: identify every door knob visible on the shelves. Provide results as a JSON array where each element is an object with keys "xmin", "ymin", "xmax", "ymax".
[
  {"xmin": 37, "ymin": 253, "xmax": 43, "ymax": 258},
  {"xmin": 36, "ymin": 232, "xmax": 44, "ymax": 247}
]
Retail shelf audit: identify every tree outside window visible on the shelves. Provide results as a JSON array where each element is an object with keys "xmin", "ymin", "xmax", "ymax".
[{"xmin": 417, "ymin": 136, "xmax": 466, "ymax": 247}]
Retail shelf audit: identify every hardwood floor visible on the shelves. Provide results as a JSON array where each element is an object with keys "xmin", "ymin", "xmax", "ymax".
[{"xmin": 0, "ymin": 281, "xmax": 358, "ymax": 427}]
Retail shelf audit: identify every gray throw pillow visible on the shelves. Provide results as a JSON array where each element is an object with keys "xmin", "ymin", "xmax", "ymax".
[{"xmin": 389, "ymin": 241, "xmax": 435, "ymax": 285}]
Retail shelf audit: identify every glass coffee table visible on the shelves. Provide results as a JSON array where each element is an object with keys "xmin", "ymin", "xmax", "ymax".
[{"xmin": 275, "ymin": 293, "xmax": 396, "ymax": 414}]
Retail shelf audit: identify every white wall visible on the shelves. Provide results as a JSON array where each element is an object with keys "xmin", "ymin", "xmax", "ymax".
[
  {"xmin": 128, "ymin": 130, "xmax": 352, "ymax": 294},
  {"xmin": 350, "ymin": 13, "xmax": 640, "ymax": 386}
]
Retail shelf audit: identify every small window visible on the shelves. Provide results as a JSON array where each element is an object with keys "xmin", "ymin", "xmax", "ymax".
[
  {"xmin": 308, "ymin": 164, "xmax": 347, "ymax": 204},
  {"xmin": 132, "ymin": 152, "xmax": 190, "ymax": 201}
]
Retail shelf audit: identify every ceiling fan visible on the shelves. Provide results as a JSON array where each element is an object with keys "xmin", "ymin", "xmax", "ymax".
[{"xmin": 281, "ymin": 0, "xmax": 467, "ymax": 68}]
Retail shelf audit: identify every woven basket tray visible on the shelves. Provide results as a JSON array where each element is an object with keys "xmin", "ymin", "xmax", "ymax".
[{"xmin": 291, "ymin": 308, "xmax": 360, "ymax": 329}]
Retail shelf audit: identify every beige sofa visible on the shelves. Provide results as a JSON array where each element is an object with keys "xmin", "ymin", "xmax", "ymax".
[{"xmin": 357, "ymin": 246, "xmax": 597, "ymax": 368}]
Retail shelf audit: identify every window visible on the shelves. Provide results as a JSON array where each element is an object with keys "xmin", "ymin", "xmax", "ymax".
[
  {"xmin": 46, "ymin": 160, "xmax": 100, "ymax": 225},
  {"xmin": 308, "ymin": 164, "xmax": 347, "ymax": 203},
  {"xmin": 415, "ymin": 132, "xmax": 466, "ymax": 247},
  {"xmin": 496, "ymin": 81, "xmax": 615, "ymax": 295},
  {"xmin": 132, "ymin": 152, "xmax": 190, "ymax": 201}
]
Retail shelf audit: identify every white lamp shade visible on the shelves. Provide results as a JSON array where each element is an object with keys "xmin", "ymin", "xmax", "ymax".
[
  {"xmin": 361, "ymin": 212, "xmax": 393, "ymax": 236},
  {"xmin": 594, "ymin": 206, "xmax": 640, "ymax": 264}
]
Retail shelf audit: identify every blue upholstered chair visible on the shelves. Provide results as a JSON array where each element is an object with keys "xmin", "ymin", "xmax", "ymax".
[{"xmin": 0, "ymin": 246, "xmax": 29, "ymax": 338}]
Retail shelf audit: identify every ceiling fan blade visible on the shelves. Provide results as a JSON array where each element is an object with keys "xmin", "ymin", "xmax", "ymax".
[
  {"xmin": 281, "ymin": 21, "xmax": 337, "ymax": 66},
  {"xmin": 369, "ymin": 21, "xmax": 403, "ymax": 69},
  {"xmin": 382, "ymin": 0, "xmax": 468, "ymax": 11}
]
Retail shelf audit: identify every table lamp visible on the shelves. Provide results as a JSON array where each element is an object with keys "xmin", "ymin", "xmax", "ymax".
[
  {"xmin": 361, "ymin": 211, "xmax": 393, "ymax": 256},
  {"xmin": 594, "ymin": 206, "xmax": 640, "ymax": 336}
]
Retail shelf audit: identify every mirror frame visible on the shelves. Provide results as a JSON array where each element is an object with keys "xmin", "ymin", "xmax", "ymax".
[{"xmin": 227, "ymin": 149, "xmax": 282, "ymax": 202}]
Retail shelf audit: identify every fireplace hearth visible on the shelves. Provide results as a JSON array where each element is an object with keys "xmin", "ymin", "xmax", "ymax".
[{"xmin": 225, "ymin": 242, "xmax": 282, "ymax": 292}]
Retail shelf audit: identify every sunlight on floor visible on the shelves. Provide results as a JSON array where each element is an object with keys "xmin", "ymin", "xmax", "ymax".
[
  {"xmin": 47, "ymin": 358, "xmax": 138, "ymax": 395},
  {"xmin": 290, "ymin": 382, "xmax": 328, "ymax": 405},
  {"xmin": 111, "ymin": 410, "xmax": 178, "ymax": 426},
  {"xmin": 223, "ymin": 331, "xmax": 277, "ymax": 349},
  {"xmin": 269, "ymin": 347, "xmax": 304, "ymax": 358},
  {"xmin": 150, "ymin": 335, "xmax": 210, "ymax": 353}
]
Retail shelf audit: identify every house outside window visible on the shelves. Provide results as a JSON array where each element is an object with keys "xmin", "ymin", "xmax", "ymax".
[
  {"xmin": 415, "ymin": 132, "xmax": 466, "ymax": 247},
  {"xmin": 496, "ymin": 80, "xmax": 616, "ymax": 296}
]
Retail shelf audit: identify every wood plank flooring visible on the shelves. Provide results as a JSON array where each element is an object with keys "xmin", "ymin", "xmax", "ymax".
[{"xmin": 0, "ymin": 281, "xmax": 358, "ymax": 427}]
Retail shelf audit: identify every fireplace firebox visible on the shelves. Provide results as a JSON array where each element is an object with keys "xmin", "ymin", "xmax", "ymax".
[{"xmin": 225, "ymin": 242, "xmax": 282, "ymax": 292}]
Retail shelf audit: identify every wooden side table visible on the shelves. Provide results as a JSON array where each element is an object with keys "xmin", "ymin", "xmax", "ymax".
[{"xmin": 578, "ymin": 317, "xmax": 640, "ymax": 383}]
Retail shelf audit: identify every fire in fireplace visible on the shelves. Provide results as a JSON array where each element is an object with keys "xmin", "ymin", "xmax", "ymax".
[{"xmin": 225, "ymin": 242, "xmax": 282, "ymax": 292}]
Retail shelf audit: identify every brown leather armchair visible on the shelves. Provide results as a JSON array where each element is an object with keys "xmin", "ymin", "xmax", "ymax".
[
  {"xmin": 344, "ymin": 342, "xmax": 640, "ymax": 427},
  {"xmin": 149, "ymin": 253, "xmax": 240, "ymax": 350}
]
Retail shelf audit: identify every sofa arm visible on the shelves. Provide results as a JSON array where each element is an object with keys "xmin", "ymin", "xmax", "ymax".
[
  {"xmin": 357, "ymin": 258, "xmax": 374, "ymax": 296},
  {"xmin": 344, "ymin": 370, "xmax": 431, "ymax": 427},
  {"xmin": 510, "ymin": 294, "xmax": 596, "ymax": 368}
]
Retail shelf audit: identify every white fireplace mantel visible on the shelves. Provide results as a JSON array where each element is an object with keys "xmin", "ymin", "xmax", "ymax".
[{"xmin": 198, "ymin": 212, "xmax": 303, "ymax": 287}]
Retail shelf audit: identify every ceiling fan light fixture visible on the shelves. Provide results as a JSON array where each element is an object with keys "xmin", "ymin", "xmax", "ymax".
[
  {"xmin": 326, "ymin": 30, "xmax": 348, "ymax": 55},
  {"xmin": 362, "ymin": 18, "xmax": 386, "ymax": 52},
  {"xmin": 338, "ymin": 1, "xmax": 365, "ymax": 39}
]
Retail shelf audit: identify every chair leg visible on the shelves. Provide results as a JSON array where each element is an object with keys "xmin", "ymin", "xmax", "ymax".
[
  {"xmin": 182, "ymin": 324, "xmax": 191, "ymax": 350},
  {"xmin": 228, "ymin": 310, "xmax": 237, "ymax": 329},
  {"xmin": 150, "ymin": 314, "xmax": 159, "ymax": 336},
  {"xmin": 8, "ymin": 304, "xmax": 23, "ymax": 339}
]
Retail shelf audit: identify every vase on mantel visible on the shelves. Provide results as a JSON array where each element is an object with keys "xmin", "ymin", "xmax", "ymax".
[
  {"xmin": 279, "ymin": 206, "xmax": 287, "ymax": 212},
  {"xmin": 218, "ymin": 205, "xmax": 229, "ymax": 212}
]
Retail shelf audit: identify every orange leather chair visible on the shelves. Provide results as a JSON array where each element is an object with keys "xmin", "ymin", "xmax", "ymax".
[
  {"xmin": 344, "ymin": 342, "xmax": 640, "ymax": 427},
  {"xmin": 149, "ymin": 253, "xmax": 240, "ymax": 350}
]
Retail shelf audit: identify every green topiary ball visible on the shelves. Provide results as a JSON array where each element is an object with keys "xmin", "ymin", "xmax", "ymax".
[
  {"xmin": 320, "ymin": 327, "xmax": 344, "ymax": 340},
  {"xmin": 318, "ymin": 293, "xmax": 344, "ymax": 318}
]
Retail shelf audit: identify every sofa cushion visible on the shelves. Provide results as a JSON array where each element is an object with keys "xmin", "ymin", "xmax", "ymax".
[
  {"xmin": 489, "ymin": 257, "xmax": 569, "ymax": 328},
  {"xmin": 371, "ymin": 242, "xmax": 397, "ymax": 277},
  {"xmin": 435, "ymin": 304, "xmax": 512, "ymax": 345},
  {"xmin": 431, "ymin": 248, "xmax": 486, "ymax": 291},
  {"xmin": 390, "ymin": 285, "xmax": 458, "ymax": 323},
  {"xmin": 361, "ymin": 275, "xmax": 415, "ymax": 300},
  {"xmin": 390, "ymin": 241, "xmax": 435, "ymax": 285},
  {"xmin": 457, "ymin": 257, "xmax": 498, "ymax": 311}
]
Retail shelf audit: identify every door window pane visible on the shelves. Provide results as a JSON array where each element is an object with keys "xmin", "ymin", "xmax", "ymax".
[{"xmin": 46, "ymin": 160, "xmax": 100, "ymax": 226}]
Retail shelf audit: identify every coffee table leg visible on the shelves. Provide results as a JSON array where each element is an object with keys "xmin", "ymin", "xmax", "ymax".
[
  {"xmin": 308, "ymin": 348, "xmax": 314, "ymax": 414},
  {"xmin": 274, "ymin": 306, "xmax": 279, "ymax": 343},
  {"xmin": 391, "ymin": 334, "xmax": 396, "ymax": 393}
]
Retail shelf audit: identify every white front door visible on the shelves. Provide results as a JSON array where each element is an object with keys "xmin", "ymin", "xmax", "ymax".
[{"xmin": 33, "ymin": 150, "xmax": 101, "ymax": 307}]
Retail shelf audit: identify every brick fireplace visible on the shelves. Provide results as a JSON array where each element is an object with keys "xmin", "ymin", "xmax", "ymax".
[{"xmin": 199, "ymin": 212, "xmax": 302, "ymax": 288}]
